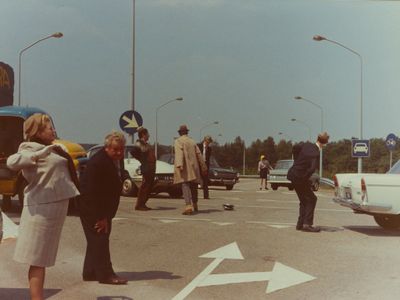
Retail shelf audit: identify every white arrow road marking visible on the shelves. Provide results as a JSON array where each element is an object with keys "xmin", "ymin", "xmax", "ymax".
[
  {"xmin": 198, "ymin": 271, "xmax": 272, "ymax": 286},
  {"xmin": 172, "ymin": 242, "xmax": 243, "ymax": 300},
  {"xmin": 122, "ymin": 115, "xmax": 139, "ymax": 128},
  {"xmin": 1, "ymin": 212, "xmax": 18, "ymax": 240},
  {"xmin": 266, "ymin": 262, "xmax": 316, "ymax": 294}
]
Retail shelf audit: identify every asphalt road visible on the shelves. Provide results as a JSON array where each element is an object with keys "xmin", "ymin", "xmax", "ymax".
[{"xmin": 1, "ymin": 178, "xmax": 400, "ymax": 300}]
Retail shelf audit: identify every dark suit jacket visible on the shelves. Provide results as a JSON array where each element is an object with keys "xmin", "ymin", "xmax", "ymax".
[
  {"xmin": 197, "ymin": 143, "xmax": 212, "ymax": 169},
  {"xmin": 287, "ymin": 142, "xmax": 319, "ymax": 183},
  {"xmin": 79, "ymin": 148, "xmax": 123, "ymax": 223}
]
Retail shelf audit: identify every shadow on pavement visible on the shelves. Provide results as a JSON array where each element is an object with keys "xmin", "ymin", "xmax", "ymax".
[
  {"xmin": 97, "ymin": 297, "xmax": 133, "ymax": 300},
  {"xmin": 116, "ymin": 271, "xmax": 182, "ymax": 281},
  {"xmin": 0, "ymin": 288, "xmax": 61, "ymax": 300},
  {"xmin": 319, "ymin": 226, "xmax": 344, "ymax": 232},
  {"xmin": 150, "ymin": 207, "xmax": 177, "ymax": 211},
  {"xmin": 196, "ymin": 209, "xmax": 223, "ymax": 214},
  {"xmin": 344, "ymin": 225, "xmax": 400, "ymax": 236}
]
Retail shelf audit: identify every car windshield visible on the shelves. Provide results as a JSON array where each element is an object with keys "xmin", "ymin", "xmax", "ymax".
[
  {"xmin": 210, "ymin": 156, "xmax": 220, "ymax": 168},
  {"xmin": 275, "ymin": 160, "xmax": 293, "ymax": 170},
  {"xmin": 387, "ymin": 160, "xmax": 400, "ymax": 174}
]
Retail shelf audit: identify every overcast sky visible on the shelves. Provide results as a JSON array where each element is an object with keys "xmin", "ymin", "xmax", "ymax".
[{"xmin": 1, "ymin": 0, "xmax": 400, "ymax": 145}]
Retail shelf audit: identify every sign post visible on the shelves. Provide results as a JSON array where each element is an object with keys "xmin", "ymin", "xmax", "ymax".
[{"xmin": 385, "ymin": 133, "xmax": 397, "ymax": 169}]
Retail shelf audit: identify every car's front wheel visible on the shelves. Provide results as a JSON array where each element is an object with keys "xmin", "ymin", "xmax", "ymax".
[
  {"xmin": 226, "ymin": 185, "xmax": 234, "ymax": 190},
  {"xmin": 374, "ymin": 215, "xmax": 400, "ymax": 229},
  {"xmin": 122, "ymin": 178, "xmax": 138, "ymax": 197},
  {"xmin": 271, "ymin": 184, "xmax": 278, "ymax": 191},
  {"xmin": 312, "ymin": 181, "xmax": 320, "ymax": 191}
]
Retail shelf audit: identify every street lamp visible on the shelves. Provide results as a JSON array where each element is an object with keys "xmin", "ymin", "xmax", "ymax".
[
  {"xmin": 155, "ymin": 97, "xmax": 183, "ymax": 158},
  {"xmin": 18, "ymin": 32, "xmax": 63, "ymax": 106},
  {"xmin": 291, "ymin": 118, "xmax": 311, "ymax": 141},
  {"xmin": 199, "ymin": 121, "xmax": 219, "ymax": 140},
  {"xmin": 294, "ymin": 96, "xmax": 324, "ymax": 177},
  {"xmin": 278, "ymin": 131, "xmax": 294, "ymax": 141},
  {"xmin": 313, "ymin": 34, "xmax": 363, "ymax": 173}
]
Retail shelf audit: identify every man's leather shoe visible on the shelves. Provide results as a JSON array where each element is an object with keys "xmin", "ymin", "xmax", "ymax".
[
  {"xmin": 193, "ymin": 203, "xmax": 198, "ymax": 212},
  {"xmin": 135, "ymin": 206, "xmax": 150, "ymax": 211},
  {"xmin": 296, "ymin": 224, "xmax": 303, "ymax": 231},
  {"xmin": 301, "ymin": 225, "xmax": 320, "ymax": 232},
  {"xmin": 99, "ymin": 275, "xmax": 128, "ymax": 285}
]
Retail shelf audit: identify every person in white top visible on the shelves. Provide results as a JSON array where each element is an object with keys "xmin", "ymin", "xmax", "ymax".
[{"xmin": 258, "ymin": 155, "xmax": 273, "ymax": 190}]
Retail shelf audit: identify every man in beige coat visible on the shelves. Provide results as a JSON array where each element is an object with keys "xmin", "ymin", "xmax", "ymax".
[{"xmin": 174, "ymin": 125, "xmax": 207, "ymax": 215}]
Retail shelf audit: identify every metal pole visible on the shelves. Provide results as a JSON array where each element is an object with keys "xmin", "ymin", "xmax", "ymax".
[
  {"xmin": 155, "ymin": 108, "xmax": 159, "ymax": 158},
  {"xmin": 243, "ymin": 141, "xmax": 246, "ymax": 175},
  {"xmin": 131, "ymin": 0, "xmax": 136, "ymax": 144},
  {"xmin": 390, "ymin": 151, "xmax": 393, "ymax": 169},
  {"xmin": 18, "ymin": 33, "xmax": 63, "ymax": 106},
  {"xmin": 314, "ymin": 35, "xmax": 363, "ymax": 173}
]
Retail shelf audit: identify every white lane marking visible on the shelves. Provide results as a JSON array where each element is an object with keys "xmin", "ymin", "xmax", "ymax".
[
  {"xmin": 113, "ymin": 217, "xmax": 128, "ymax": 221},
  {"xmin": 281, "ymin": 192, "xmax": 297, "ymax": 196},
  {"xmin": 1, "ymin": 212, "xmax": 18, "ymax": 240},
  {"xmin": 228, "ymin": 190, "xmax": 244, "ymax": 193},
  {"xmin": 268, "ymin": 225, "xmax": 291, "ymax": 229},
  {"xmin": 315, "ymin": 193, "xmax": 333, "ymax": 198},
  {"xmin": 219, "ymin": 197, "xmax": 241, "ymax": 201},
  {"xmin": 151, "ymin": 216, "xmax": 212, "ymax": 222},
  {"xmin": 159, "ymin": 219, "xmax": 180, "ymax": 224},
  {"xmin": 256, "ymin": 190, "xmax": 272, "ymax": 193},
  {"xmin": 211, "ymin": 222, "xmax": 235, "ymax": 226},
  {"xmin": 172, "ymin": 242, "xmax": 243, "ymax": 300}
]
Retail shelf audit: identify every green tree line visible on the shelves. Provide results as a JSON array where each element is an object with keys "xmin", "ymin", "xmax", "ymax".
[{"xmin": 160, "ymin": 137, "xmax": 400, "ymax": 178}]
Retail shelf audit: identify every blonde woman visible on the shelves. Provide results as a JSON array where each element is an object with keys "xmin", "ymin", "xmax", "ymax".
[
  {"xmin": 7, "ymin": 113, "xmax": 79, "ymax": 300},
  {"xmin": 258, "ymin": 155, "xmax": 272, "ymax": 190}
]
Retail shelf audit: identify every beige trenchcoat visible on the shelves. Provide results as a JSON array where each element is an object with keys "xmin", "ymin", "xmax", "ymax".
[{"xmin": 173, "ymin": 135, "xmax": 207, "ymax": 184}]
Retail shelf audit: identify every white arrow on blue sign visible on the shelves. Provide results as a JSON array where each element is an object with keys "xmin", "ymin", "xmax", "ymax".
[{"xmin": 119, "ymin": 110, "xmax": 143, "ymax": 135}]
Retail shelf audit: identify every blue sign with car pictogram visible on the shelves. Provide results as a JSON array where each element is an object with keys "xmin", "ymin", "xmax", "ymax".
[{"xmin": 351, "ymin": 139, "xmax": 370, "ymax": 158}]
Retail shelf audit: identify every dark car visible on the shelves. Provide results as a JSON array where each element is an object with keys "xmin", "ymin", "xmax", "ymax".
[
  {"xmin": 268, "ymin": 159, "xmax": 320, "ymax": 191},
  {"xmin": 159, "ymin": 153, "xmax": 239, "ymax": 190}
]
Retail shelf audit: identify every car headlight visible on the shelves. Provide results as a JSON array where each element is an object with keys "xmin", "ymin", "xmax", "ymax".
[
  {"xmin": 135, "ymin": 167, "xmax": 142, "ymax": 176},
  {"xmin": 212, "ymin": 170, "xmax": 218, "ymax": 176}
]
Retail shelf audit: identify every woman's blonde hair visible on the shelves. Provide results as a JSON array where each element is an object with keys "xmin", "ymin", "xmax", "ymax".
[
  {"xmin": 23, "ymin": 113, "xmax": 52, "ymax": 140},
  {"xmin": 104, "ymin": 131, "xmax": 126, "ymax": 147}
]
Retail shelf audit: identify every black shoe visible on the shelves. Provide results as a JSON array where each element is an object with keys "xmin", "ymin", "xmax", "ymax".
[
  {"xmin": 301, "ymin": 225, "xmax": 320, "ymax": 232},
  {"xmin": 296, "ymin": 224, "xmax": 303, "ymax": 231},
  {"xmin": 83, "ymin": 274, "xmax": 97, "ymax": 281}
]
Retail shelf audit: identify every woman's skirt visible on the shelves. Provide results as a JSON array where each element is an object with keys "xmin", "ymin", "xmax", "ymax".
[
  {"xmin": 13, "ymin": 199, "xmax": 69, "ymax": 267},
  {"xmin": 260, "ymin": 168, "xmax": 269, "ymax": 179}
]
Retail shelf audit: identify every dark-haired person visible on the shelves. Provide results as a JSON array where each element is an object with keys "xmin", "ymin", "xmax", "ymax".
[
  {"xmin": 79, "ymin": 131, "xmax": 128, "ymax": 285},
  {"xmin": 287, "ymin": 132, "xmax": 329, "ymax": 232},
  {"xmin": 130, "ymin": 127, "xmax": 156, "ymax": 211},
  {"xmin": 7, "ymin": 113, "xmax": 80, "ymax": 300},
  {"xmin": 197, "ymin": 135, "xmax": 213, "ymax": 199}
]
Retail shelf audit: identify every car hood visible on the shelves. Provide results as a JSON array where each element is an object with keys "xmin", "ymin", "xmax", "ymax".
[
  {"xmin": 124, "ymin": 158, "xmax": 174, "ymax": 175},
  {"xmin": 211, "ymin": 167, "xmax": 236, "ymax": 174},
  {"xmin": 269, "ymin": 169, "xmax": 288, "ymax": 176}
]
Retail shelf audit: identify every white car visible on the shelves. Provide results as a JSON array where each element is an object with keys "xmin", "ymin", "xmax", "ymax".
[
  {"xmin": 87, "ymin": 145, "xmax": 182, "ymax": 198},
  {"xmin": 333, "ymin": 160, "xmax": 400, "ymax": 229},
  {"xmin": 353, "ymin": 142, "xmax": 368, "ymax": 154}
]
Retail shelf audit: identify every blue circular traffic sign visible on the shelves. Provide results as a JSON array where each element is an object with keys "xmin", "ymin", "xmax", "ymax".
[
  {"xmin": 385, "ymin": 133, "xmax": 397, "ymax": 151},
  {"xmin": 119, "ymin": 110, "xmax": 143, "ymax": 135}
]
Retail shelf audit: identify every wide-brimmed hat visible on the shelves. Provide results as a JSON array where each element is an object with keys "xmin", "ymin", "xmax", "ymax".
[
  {"xmin": 178, "ymin": 124, "xmax": 189, "ymax": 133},
  {"xmin": 317, "ymin": 131, "xmax": 330, "ymax": 144}
]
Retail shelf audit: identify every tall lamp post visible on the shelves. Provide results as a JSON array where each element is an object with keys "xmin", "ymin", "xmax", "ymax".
[
  {"xmin": 18, "ymin": 32, "xmax": 63, "ymax": 106},
  {"xmin": 155, "ymin": 97, "xmax": 183, "ymax": 158},
  {"xmin": 199, "ymin": 121, "xmax": 219, "ymax": 140},
  {"xmin": 294, "ymin": 96, "xmax": 324, "ymax": 177},
  {"xmin": 313, "ymin": 34, "xmax": 363, "ymax": 173},
  {"xmin": 291, "ymin": 118, "xmax": 311, "ymax": 141}
]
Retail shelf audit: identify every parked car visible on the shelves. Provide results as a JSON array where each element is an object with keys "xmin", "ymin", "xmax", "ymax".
[
  {"xmin": 87, "ymin": 145, "xmax": 182, "ymax": 198},
  {"xmin": 0, "ymin": 106, "xmax": 87, "ymax": 211},
  {"xmin": 333, "ymin": 159, "xmax": 400, "ymax": 229},
  {"xmin": 159, "ymin": 153, "xmax": 239, "ymax": 190},
  {"xmin": 268, "ymin": 159, "xmax": 320, "ymax": 191}
]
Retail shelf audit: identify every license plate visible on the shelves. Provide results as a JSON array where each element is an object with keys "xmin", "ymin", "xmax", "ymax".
[{"xmin": 344, "ymin": 188, "xmax": 352, "ymax": 199}]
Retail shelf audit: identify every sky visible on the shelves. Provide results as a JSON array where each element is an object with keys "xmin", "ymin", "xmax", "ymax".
[{"xmin": 1, "ymin": 0, "xmax": 400, "ymax": 146}]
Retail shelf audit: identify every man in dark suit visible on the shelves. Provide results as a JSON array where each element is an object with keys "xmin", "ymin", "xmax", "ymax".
[
  {"xmin": 79, "ymin": 131, "xmax": 128, "ymax": 284},
  {"xmin": 287, "ymin": 132, "xmax": 329, "ymax": 233},
  {"xmin": 198, "ymin": 135, "xmax": 212, "ymax": 199}
]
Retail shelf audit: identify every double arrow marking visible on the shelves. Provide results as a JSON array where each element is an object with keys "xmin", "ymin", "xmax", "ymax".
[{"xmin": 172, "ymin": 242, "xmax": 315, "ymax": 300}]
